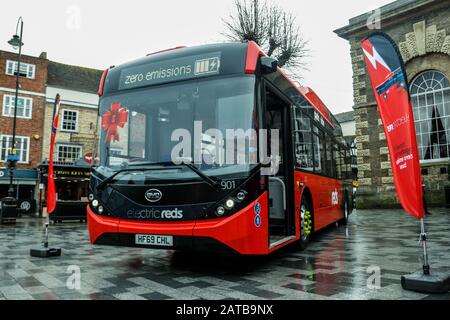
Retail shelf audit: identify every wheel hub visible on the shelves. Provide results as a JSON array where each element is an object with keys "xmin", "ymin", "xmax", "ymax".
[{"xmin": 300, "ymin": 205, "xmax": 312, "ymax": 239}]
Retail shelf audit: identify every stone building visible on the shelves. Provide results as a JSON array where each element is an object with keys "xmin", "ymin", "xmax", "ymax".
[
  {"xmin": 335, "ymin": 0, "xmax": 450, "ymax": 208},
  {"xmin": 0, "ymin": 50, "xmax": 48, "ymax": 203},
  {"xmin": 40, "ymin": 61, "xmax": 102, "ymax": 205},
  {"xmin": 42, "ymin": 61, "xmax": 102, "ymax": 163}
]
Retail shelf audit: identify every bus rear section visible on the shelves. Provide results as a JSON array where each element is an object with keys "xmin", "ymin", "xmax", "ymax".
[{"xmin": 87, "ymin": 41, "xmax": 352, "ymax": 255}]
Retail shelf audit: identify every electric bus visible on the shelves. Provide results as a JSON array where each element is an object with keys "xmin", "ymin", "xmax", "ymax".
[{"xmin": 87, "ymin": 41, "xmax": 354, "ymax": 255}]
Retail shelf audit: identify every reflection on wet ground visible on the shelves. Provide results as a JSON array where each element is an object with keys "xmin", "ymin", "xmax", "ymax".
[{"xmin": 0, "ymin": 208, "xmax": 449, "ymax": 300}]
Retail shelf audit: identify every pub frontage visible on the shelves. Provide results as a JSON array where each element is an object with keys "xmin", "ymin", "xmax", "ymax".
[{"xmin": 38, "ymin": 159, "xmax": 91, "ymax": 221}]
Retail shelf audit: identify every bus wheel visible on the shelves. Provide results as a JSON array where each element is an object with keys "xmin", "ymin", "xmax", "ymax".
[
  {"xmin": 299, "ymin": 196, "xmax": 312, "ymax": 251},
  {"xmin": 339, "ymin": 196, "xmax": 349, "ymax": 226}
]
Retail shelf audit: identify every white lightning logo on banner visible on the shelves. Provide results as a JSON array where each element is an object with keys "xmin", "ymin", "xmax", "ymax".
[{"xmin": 363, "ymin": 47, "xmax": 390, "ymax": 71}]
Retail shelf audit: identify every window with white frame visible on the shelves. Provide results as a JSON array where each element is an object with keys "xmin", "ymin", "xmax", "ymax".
[
  {"xmin": 2, "ymin": 95, "xmax": 33, "ymax": 118},
  {"xmin": 6, "ymin": 60, "xmax": 36, "ymax": 79},
  {"xmin": 0, "ymin": 135, "xmax": 30, "ymax": 163},
  {"xmin": 61, "ymin": 110, "xmax": 79, "ymax": 132},
  {"xmin": 57, "ymin": 144, "xmax": 82, "ymax": 162},
  {"xmin": 411, "ymin": 70, "xmax": 450, "ymax": 161}
]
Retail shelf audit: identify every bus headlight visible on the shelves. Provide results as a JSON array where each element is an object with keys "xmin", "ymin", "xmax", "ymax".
[
  {"xmin": 88, "ymin": 193, "xmax": 95, "ymax": 201},
  {"xmin": 92, "ymin": 199, "xmax": 99, "ymax": 208},
  {"xmin": 216, "ymin": 206, "xmax": 225, "ymax": 217},
  {"xmin": 225, "ymin": 199, "xmax": 235, "ymax": 209},
  {"xmin": 98, "ymin": 206, "xmax": 104, "ymax": 214}
]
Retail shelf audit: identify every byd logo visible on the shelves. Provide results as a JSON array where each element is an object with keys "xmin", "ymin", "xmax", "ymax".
[{"xmin": 145, "ymin": 189, "xmax": 162, "ymax": 202}]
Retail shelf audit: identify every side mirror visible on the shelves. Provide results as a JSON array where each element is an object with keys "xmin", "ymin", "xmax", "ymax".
[{"xmin": 260, "ymin": 56, "xmax": 278, "ymax": 74}]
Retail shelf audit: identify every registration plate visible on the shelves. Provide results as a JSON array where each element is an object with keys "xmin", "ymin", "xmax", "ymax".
[{"xmin": 135, "ymin": 234, "xmax": 173, "ymax": 247}]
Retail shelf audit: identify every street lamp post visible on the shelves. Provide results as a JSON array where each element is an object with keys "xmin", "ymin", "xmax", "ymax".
[
  {"xmin": 7, "ymin": 17, "xmax": 24, "ymax": 197},
  {"xmin": 1, "ymin": 17, "xmax": 24, "ymax": 222}
]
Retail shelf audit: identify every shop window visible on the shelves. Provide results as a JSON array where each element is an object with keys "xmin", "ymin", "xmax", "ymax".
[
  {"xmin": 61, "ymin": 110, "xmax": 79, "ymax": 132},
  {"xmin": 0, "ymin": 135, "xmax": 30, "ymax": 163},
  {"xmin": 2, "ymin": 95, "xmax": 32, "ymax": 119},
  {"xmin": 6, "ymin": 60, "xmax": 36, "ymax": 79},
  {"xmin": 57, "ymin": 144, "xmax": 82, "ymax": 162},
  {"xmin": 410, "ymin": 70, "xmax": 450, "ymax": 161}
]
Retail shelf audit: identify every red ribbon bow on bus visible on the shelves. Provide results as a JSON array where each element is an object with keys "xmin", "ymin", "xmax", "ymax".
[{"xmin": 101, "ymin": 102, "xmax": 128, "ymax": 143}]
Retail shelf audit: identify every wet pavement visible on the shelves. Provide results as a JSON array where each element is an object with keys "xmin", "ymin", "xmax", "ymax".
[{"xmin": 0, "ymin": 208, "xmax": 449, "ymax": 300}]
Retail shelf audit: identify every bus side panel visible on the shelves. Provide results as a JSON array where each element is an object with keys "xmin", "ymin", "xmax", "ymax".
[
  {"xmin": 294, "ymin": 171, "xmax": 344, "ymax": 231},
  {"xmin": 193, "ymin": 192, "xmax": 269, "ymax": 255}
]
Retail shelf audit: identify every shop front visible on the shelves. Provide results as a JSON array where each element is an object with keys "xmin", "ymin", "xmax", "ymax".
[
  {"xmin": 38, "ymin": 160, "xmax": 91, "ymax": 221},
  {"xmin": 0, "ymin": 168, "xmax": 38, "ymax": 215}
]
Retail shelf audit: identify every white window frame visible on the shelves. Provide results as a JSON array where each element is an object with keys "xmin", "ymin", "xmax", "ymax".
[
  {"xmin": 56, "ymin": 144, "xmax": 82, "ymax": 163},
  {"xmin": 410, "ymin": 70, "xmax": 450, "ymax": 163},
  {"xmin": 60, "ymin": 109, "xmax": 79, "ymax": 132},
  {"xmin": 0, "ymin": 135, "xmax": 30, "ymax": 164},
  {"xmin": 2, "ymin": 94, "xmax": 33, "ymax": 119},
  {"xmin": 6, "ymin": 60, "xmax": 36, "ymax": 79}
]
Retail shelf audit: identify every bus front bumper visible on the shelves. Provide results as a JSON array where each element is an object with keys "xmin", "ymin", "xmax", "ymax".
[{"xmin": 87, "ymin": 192, "xmax": 269, "ymax": 255}]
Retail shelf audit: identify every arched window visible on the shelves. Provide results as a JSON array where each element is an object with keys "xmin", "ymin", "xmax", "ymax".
[{"xmin": 410, "ymin": 70, "xmax": 450, "ymax": 161}]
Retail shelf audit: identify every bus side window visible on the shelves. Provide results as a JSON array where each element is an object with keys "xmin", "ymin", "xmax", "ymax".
[
  {"xmin": 313, "ymin": 129, "xmax": 325, "ymax": 174},
  {"xmin": 293, "ymin": 108, "xmax": 313, "ymax": 171}
]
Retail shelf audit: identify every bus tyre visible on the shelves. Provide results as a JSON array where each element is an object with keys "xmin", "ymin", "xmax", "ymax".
[
  {"xmin": 299, "ymin": 196, "xmax": 312, "ymax": 251},
  {"xmin": 339, "ymin": 196, "xmax": 349, "ymax": 226}
]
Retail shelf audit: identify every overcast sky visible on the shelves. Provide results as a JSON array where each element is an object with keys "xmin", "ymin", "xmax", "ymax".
[{"xmin": 1, "ymin": 0, "xmax": 394, "ymax": 114}]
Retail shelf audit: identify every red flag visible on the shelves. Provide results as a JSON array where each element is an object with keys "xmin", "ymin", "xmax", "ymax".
[
  {"xmin": 361, "ymin": 33, "xmax": 424, "ymax": 219},
  {"xmin": 47, "ymin": 94, "xmax": 61, "ymax": 214}
]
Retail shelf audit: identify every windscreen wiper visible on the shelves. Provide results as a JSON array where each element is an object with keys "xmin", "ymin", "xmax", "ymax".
[
  {"xmin": 128, "ymin": 161, "xmax": 222, "ymax": 189},
  {"xmin": 95, "ymin": 166, "xmax": 167, "ymax": 191},
  {"xmin": 96, "ymin": 161, "xmax": 221, "ymax": 191}
]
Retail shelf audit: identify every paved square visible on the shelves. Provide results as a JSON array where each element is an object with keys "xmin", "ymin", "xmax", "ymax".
[{"xmin": 1, "ymin": 208, "xmax": 449, "ymax": 300}]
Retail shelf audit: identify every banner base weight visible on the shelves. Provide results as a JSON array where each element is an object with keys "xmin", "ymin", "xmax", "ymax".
[
  {"xmin": 30, "ymin": 247, "xmax": 61, "ymax": 258},
  {"xmin": 401, "ymin": 271, "xmax": 450, "ymax": 294}
]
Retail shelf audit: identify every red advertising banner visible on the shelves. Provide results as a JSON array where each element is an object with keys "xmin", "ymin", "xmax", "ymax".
[
  {"xmin": 361, "ymin": 33, "xmax": 424, "ymax": 219},
  {"xmin": 47, "ymin": 94, "xmax": 61, "ymax": 214}
]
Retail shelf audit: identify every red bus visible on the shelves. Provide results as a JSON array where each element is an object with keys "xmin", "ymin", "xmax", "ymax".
[{"xmin": 88, "ymin": 41, "xmax": 353, "ymax": 255}]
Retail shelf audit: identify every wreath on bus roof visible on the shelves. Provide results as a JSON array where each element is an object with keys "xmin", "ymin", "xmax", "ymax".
[{"xmin": 101, "ymin": 102, "xmax": 128, "ymax": 143}]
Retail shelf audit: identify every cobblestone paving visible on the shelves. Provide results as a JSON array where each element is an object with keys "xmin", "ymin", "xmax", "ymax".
[{"xmin": 0, "ymin": 208, "xmax": 449, "ymax": 300}]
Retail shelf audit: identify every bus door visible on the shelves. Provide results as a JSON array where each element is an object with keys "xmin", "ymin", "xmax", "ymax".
[{"xmin": 264, "ymin": 83, "xmax": 296, "ymax": 248}]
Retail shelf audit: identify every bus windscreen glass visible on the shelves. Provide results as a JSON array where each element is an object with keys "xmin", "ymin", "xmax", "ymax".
[{"xmin": 98, "ymin": 75, "xmax": 257, "ymax": 181}]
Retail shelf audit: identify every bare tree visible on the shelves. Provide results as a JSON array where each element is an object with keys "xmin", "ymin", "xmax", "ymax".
[{"xmin": 223, "ymin": 0, "xmax": 309, "ymax": 73}]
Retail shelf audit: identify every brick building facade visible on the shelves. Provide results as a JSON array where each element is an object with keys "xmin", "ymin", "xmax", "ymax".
[
  {"xmin": 0, "ymin": 50, "xmax": 48, "ymax": 201},
  {"xmin": 335, "ymin": 0, "xmax": 450, "ymax": 208}
]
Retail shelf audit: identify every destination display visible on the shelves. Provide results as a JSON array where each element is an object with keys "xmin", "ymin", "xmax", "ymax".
[{"xmin": 119, "ymin": 51, "xmax": 222, "ymax": 90}]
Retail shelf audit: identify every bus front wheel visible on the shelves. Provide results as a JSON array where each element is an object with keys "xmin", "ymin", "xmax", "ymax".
[{"xmin": 299, "ymin": 195, "xmax": 312, "ymax": 251}]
